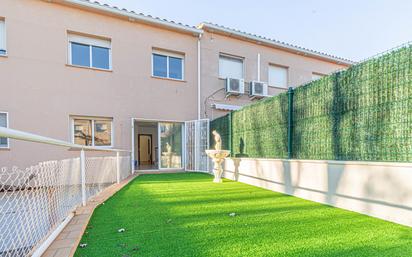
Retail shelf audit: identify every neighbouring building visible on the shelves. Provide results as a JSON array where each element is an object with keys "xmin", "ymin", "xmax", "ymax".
[{"xmin": 0, "ymin": 0, "xmax": 353, "ymax": 171}]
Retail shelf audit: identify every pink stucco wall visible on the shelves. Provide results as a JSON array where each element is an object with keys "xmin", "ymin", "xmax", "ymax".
[
  {"xmin": 0, "ymin": 0, "xmax": 199, "ymax": 167},
  {"xmin": 0, "ymin": 0, "xmax": 349, "ymax": 168}
]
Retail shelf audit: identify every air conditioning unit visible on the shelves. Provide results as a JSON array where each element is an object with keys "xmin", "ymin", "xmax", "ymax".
[
  {"xmin": 249, "ymin": 81, "xmax": 268, "ymax": 98},
  {"xmin": 226, "ymin": 78, "xmax": 245, "ymax": 96}
]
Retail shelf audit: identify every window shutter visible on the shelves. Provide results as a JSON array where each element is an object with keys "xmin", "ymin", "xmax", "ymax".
[
  {"xmin": 312, "ymin": 73, "xmax": 324, "ymax": 81},
  {"xmin": 268, "ymin": 65, "xmax": 288, "ymax": 88},
  {"xmin": 68, "ymin": 33, "xmax": 111, "ymax": 48},
  {"xmin": 219, "ymin": 55, "xmax": 244, "ymax": 79}
]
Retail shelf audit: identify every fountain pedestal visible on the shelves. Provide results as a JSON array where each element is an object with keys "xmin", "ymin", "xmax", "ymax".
[{"xmin": 205, "ymin": 150, "xmax": 230, "ymax": 183}]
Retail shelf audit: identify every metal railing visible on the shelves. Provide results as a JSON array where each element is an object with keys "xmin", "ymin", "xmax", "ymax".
[{"xmin": 0, "ymin": 127, "xmax": 132, "ymax": 257}]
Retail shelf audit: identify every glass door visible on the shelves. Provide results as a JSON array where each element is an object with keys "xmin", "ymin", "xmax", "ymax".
[{"xmin": 159, "ymin": 122, "xmax": 183, "ymax": 169}]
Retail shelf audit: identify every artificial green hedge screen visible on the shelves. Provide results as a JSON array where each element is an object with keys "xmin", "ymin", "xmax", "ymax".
[
  {"xmin": 231, "ymin": 94, "xmax": 289, "ymax": 158},
  {"xmin": 210, "ymin": 114, "xmax": 230, "ymax": 151},
  {"xmin": 210, "ymin": 44, "xmax": 412, "ymax": 161}
]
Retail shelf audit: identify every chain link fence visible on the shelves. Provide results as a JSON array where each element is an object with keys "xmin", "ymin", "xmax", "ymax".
[{"xmin": 0, "ymin": 128, "xmax": 131, "ymax": 257}]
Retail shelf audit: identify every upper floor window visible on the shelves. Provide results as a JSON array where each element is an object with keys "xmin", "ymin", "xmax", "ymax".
[
  {"xmin": 0, "ymin": 112, "xmax": 9, "ymax": 148},
  {"xmin": 72, "ymin": 116, "xmax": 113, "ymax": 147},
  {"xmin": 312, "ymin": 73, "xmax": 325, "ymax": 81},
  {"xmin": 219, "ymin": 54, "xmax": 243, "ymax": 79},
  {"xmin": 268, "ymin": 65, "xmax": 288, "ymax": 88},
  {"xmin": 68, "ymin": 33, "xmax": 111, "ymax": 70},
  {"xmin": 152, "ymin": 50, "xmax": 184, "ymax": 80},
  {"xmin": 0, "ymin": 19, "xmax": 6, "ymax": 56}
]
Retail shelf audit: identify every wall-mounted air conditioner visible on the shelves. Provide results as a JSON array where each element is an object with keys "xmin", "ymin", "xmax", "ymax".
[
  {"xmin": 249, "ymin": 81, "xmax": 268, "ymax": 98},
  {"xmin": 226, "ymin": 78, "xmax": 245, "ymax": 96}
]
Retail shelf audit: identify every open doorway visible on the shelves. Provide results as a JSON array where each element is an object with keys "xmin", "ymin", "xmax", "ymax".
[
  {"xmin": 138, "ymin": 134, "xmax": 152, "ymax": 165},
  {"xmin": 134, "ymin": 121, "xmax": 158, "ymax": 170},
  {"xmin": 133, "ymin": 119, "xmax": 186, "ymax": 171},
  {"xmin": 132, "ymin": 119, "xmax": 210, "ymax": 172}
]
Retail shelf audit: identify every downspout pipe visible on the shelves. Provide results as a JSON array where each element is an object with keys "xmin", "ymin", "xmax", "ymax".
[
  {"xmin": 257, "ymin": 53, "xmax": 261, "ymax": 81},
  {"xmin": 197, "ymin": 33, "xmax": 202, "ymax": 120}
]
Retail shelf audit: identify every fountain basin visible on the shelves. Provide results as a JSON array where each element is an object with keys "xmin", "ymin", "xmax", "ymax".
[{"xmin": 206, "ymin": 150, "xmax": 230, "ymax": 183}]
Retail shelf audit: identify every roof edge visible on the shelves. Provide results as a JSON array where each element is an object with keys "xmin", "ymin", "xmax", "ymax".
[
  {"xmin": 198, "ymin": 22, "xmax": 355, "ymax": 66},
  {"xmin": 43, "ymin": 1, "xmax": 354, "ymax": 65},
  {"xmin": 49, "ymin": 0, "xmax": 203, "ymax": 35}
]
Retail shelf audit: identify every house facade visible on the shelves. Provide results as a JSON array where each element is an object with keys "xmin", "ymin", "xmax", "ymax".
[
  {"xmin": 198, "ymin": 23, "xmax": 351, "ymax": 119},
  {"xmin": 0, "ymin": 0, "xmax": 352, "ymax": 170}
]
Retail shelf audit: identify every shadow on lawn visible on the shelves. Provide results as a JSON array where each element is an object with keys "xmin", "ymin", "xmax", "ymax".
[{"xmin": 75, "ymin": 173, "xmax": 412, "ymax": 257}]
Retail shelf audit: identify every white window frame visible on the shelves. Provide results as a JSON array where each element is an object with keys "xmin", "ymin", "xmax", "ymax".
[
  {"xmin": 67, "ymin": 33, "xmax": 112, "ymax": 71},
  {"xmin": 0, "ymin": 18, "xmax": 7, "ymax": 56},
  {"xmin": 0, "ymin": 112, "xmax": 9, "ymax": 149},
  {"xmin": 71, "ymin": 116, "xmax": 114, "ymax": 148},
  {"xmin": 268, "ymin": 64, "xmax": 289, "ymax": 89},
  {"xmin": 218, "ymin": 53, "xmax": 245, "ymax": 80},
  {"xmin": 151, "ymin": 50, "xmax": 185, "ymax": 81}
]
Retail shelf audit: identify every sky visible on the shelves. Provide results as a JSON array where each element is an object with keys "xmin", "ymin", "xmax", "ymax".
[{"xmin": 98, "ymin": 0, "xmax": 412, "ymax": 62}]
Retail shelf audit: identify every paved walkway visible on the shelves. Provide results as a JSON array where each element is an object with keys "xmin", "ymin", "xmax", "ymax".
[{"xmin": 42, "ymin": 174, "xmax": 139, "ymax": 257}]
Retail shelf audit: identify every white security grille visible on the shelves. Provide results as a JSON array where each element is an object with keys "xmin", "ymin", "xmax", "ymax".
[
  {"xmin": 185, "ymin": 119, "xmax": 210, "ymax": 172},
  {"xmin": 0, "ymin": 127, "xmax": 131, "ymax": 257}
]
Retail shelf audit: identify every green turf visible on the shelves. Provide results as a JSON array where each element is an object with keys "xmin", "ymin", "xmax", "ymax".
[{"xmin": 74, "ymin": 173, "xmax": 412, "ymax": 257}]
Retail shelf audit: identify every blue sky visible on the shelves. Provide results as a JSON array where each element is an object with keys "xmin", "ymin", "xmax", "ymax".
[{"xmin": 99, "ymin": 0, "xmax": 412, "ymax": 61}]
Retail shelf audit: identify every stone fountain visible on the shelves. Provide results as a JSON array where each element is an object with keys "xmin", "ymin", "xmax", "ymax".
[{"xmin": 205, "ymin": 130, "xmax": 230, "ymax": 183}]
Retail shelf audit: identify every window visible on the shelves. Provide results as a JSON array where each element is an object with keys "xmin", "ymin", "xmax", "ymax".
[
  {"xmin": 0, "ymin": 112, "xmax": 8, "ymax": 148},
  {"xmin": 268, "ymin": 65, "xmax": 288, "ymax": 88},
  {"xmin": 72, "ymin": 117, "xmax": 113, "ymax": 147},
  {"xmin": 152, "ymin": 51, "xmax": 184, "ymax": 80},
  {"xmin": 68, "ymin": 33, "xmax": 111, "ymax": 70},
  {"xmin": 312, "ymin": 73, "xmax": 325, "ymax": 81},
  {"xmin": 0, "ymin": 19, "xmax": 6, "ymax": 55},
  {"xmin": 219, "ymin": 54, "xmax": 243, "ymax": 79}
]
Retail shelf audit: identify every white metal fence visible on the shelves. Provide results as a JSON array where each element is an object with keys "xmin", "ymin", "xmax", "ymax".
[
  {"xmin": 185, "ymin": 119, "xmax": 210, "ymax": 172},
  {"xmin": 0, "ymin": 127, "xmax": 131, "ymax": 257}
]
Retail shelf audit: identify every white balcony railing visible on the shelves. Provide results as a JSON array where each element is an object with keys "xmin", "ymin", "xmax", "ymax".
[{"xmin": 0, "ymin": 127, "xmax": 132, "ymax": 257}]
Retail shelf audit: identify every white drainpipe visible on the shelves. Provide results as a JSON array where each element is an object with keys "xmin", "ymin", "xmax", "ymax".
[
  {"xmin": 257, "ymin": 53, "xmax": 261, "ymax": 81},
  {"xmin": 197, "ymin": 34, "xmax": 202, "ymax": 120}
]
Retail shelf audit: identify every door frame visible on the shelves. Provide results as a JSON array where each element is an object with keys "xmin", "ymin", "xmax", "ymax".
[
  {"xmin": 138, "ymin": 134, "xmax": 153, "ymax": 165},
  {"xmin": 131, "ymin": 118, "xmax": 186, "ymax": 171}
]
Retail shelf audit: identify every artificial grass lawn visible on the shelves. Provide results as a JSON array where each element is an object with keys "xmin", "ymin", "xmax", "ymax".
[{"xmin": 74, "ymin": 173, "xmax": 412, "ymax": 257}]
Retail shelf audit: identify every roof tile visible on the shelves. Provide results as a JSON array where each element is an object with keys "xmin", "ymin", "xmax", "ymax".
[
  {"xmin": 68, "ymin": 0, "xmax": 354, "ymax": 64},
  {"xmin": 79, "ymin": 0, "xmax": 199, "ymax": 30},
  {"xmin": 202, "ymin": 22, "xmax": 353, "ymax": 64}
]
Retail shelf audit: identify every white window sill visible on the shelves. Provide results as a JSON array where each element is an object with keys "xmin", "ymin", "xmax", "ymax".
[
  {"xmin": 0, "ymin": 147, "xmax": 10, "ymax": 150},
  {"xmin": 151, "ymin": 75, "xmax": 186, "ymax": 83},
  {"xmin": 66, "ymin": 64, "xmax": 113, "ymax": 72},
  {"xmin": 0, "ymin": 53, "xmax": 8, "ymax": 58}
]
